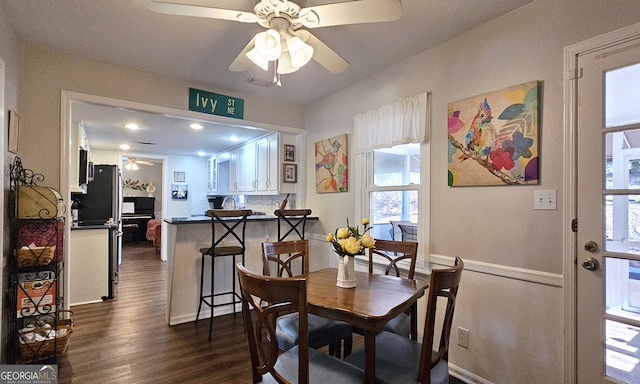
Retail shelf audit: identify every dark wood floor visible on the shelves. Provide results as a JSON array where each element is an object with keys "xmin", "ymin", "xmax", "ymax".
[{"xmin": 57, "ymin": 242, "xmax": 465, "ymax": 383}]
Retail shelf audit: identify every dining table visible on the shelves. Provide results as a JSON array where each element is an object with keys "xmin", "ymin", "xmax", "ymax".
[{"xmin": 305, "ymin": 268, "xmax": 429, "ymax": 384}]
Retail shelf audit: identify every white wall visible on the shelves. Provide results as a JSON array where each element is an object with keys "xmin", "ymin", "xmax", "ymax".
[
  {"xmin": 303, "ymin": 0, "xmax": 640, "ymax": 383},
  {"xmin": 17, "ymin": 47, "xmax": 305, "ymax": 191},
  {"xmin": 0, "ymin": 4, "xmax": 24, "ymax": 364}
]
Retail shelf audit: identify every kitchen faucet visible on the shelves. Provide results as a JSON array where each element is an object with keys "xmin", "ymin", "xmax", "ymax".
[{"xmin": 222, "ymin": 196, "xmax": 236, "ymax": 209}]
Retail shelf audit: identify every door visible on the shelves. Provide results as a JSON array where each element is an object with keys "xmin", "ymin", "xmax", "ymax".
[{"xmin": 577, "ymin": 38, "xmax": 640, "ymax": 383}]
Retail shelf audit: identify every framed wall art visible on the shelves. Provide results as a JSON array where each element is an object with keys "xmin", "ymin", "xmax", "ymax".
[
  {"xmin": 174, "ymin": 171, "xmax": 186, "ymax": 182},
  {"xmin": 447, "ymin": 80, "xmax": 539, "ymax": 186},
  {"xmin": 315, "ymin": 133, "xmax": 348, "ymax": 193},
  {"xmin": 8, "ymin": 110, "xmax": 21, "ymax": 154},
  {"xmin": 171, "ymin": 184, "xmax": 188, "ymax": 199},
  {"xmin": 284, "ymin": 144, "xmax": 296, "ymax": 162},
  {"xmin": 283, "ymin": 163, "xmax": 297, "ymax": 183}
]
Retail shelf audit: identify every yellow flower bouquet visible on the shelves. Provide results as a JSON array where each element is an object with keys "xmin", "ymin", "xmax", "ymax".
[{"xmin": 327, "ymin": 217, "xmax": 376, "ymax": 257}]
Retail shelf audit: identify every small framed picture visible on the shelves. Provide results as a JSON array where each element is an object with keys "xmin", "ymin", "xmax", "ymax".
[
  {"xmin": 8, "ymin": 110, "xmax": 21, "ymax": 154},
  {"xmin": 283, "ymin": 163, "xmax": 297, "ymax": 183},
  {"xmin": 284, "ymin": 144, "xmax": 296, "ymax": 162},
  {"xmin": 172, "ymin": 184, "xmax": 188, "ymax": 199},
  {"xmin": 174, "ymin": 171, "xmax": 186, "ymax": 182}
]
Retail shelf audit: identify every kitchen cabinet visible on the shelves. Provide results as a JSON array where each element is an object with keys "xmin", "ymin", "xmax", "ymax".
[
  {"xmin": 207, "ymin": 156, "xmax": 218, "ymax": 193},
  {"xmin": 70, "ymin": 122, "xmax": 90, "ymax": 194},
  {"xmin": 227, "ymin": 132, "xmax": 296, "ymax": 195},
  {"xmin": 69, "ymin": 228, "xmax": 109, "ymax": 305},
  {"xmin": 229, "ymin": 141, "xmax": 256, "ymax": 193},
  {"xmin": 256, "ymin": 133, "xmax": 278, "ymax": 193}
]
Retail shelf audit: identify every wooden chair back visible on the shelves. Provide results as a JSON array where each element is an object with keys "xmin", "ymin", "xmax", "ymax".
[
  {"xmin": 262, "ymin": 239, "xmax": 309, "ymax": 277},
  {"xmin": 368, "ymin": 239, "xmax": 418, "ymax": 279},
  {"xmin": 236, "ymin": 263, "xmax": 309, "ymax": 384},
  {"xmin": 418, "ymin": 257, "xmax": 464, "ymax": 383}
]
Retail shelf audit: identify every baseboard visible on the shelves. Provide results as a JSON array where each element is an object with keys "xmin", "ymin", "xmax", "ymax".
[
  {"xmin": 169, "ymin": 304, "xmax": 241, "ymax": 325},
  {"xmin": 450, "ymin": 363, "xmax": 494, "ymax": 384}
]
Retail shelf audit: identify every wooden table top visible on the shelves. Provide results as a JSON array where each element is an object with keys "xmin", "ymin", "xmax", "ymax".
[{"xmin": 306, "ymin": 268, "xmax": 429, "ymax": 331}]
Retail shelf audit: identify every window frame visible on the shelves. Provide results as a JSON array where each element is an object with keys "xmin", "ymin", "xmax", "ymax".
[{"xmin": 355, "ymin": 142, "xmax": 429, "ymax": 272}]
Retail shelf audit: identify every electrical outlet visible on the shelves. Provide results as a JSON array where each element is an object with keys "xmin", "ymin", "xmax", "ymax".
[{"xmin": 457, "ymin": 326, "xmax": 469, "ymax": 349}]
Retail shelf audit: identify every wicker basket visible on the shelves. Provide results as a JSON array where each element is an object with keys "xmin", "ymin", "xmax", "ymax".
[
  {"xmin": 15, "ymin": 245, "xmax": 55, "ymax": 267},
  {"xmin": 18, "ymin": 324, "xmax": 71, "ymax": 363},
  {"xmin": 17, "ymin": 310, "xmax": 73, "ymax": 362}
]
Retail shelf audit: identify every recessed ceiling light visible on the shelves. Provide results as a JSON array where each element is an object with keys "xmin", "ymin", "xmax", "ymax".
[
  {"xmin": 120, "ymin": 144, "xmax": 130, "ymax": 150},
  {"xmin": 124, "ymin": 123, "xmax": 140, "ymax": 130},
  {"xmin": 190, "ymin": 123, "xmax": 204, "ymax": 130},
  {"xmin": 229, "ymin": 136, "xmax": 239, "ymax": 142},
  {"xmin": 197, "ymin": 151, "xmax": 206, "ymax": 156}
]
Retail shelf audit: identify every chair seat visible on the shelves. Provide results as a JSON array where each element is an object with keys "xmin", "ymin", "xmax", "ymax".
[
  {"xmin": 199, "ymin": 246, "xmax": 244, "ymax": 256},
  {"xmin": 382, "ymin": 312, "xmax": 411, "ymax": 337},
  {"xmin": 277, "ymin": 313, "xmax": 353, "ymax": 351},
  {"xmin": 353, "ymin": 313, "xmax": 411, "ymax": 338},
  {"xmin": 261, "ymin": 346, "xmax": 365, "ymax": 384},
  {"xmin": 344, "ymin": 331, "xmax": 449, "ymax": 384}
]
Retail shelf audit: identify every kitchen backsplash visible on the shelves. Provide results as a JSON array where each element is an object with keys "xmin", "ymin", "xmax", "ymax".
[{"xmin": 243, "ymin": 194, "xmax": 296, "ymax": 214}]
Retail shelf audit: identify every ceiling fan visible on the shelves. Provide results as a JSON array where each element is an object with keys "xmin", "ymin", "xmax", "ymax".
[
  {"xmin": 124, "ymin": 158, "xmax": 154, "ymax": 170},
  {"xmin": 148, "ymin": 0, "xmax": 402, "ymax": 84}
]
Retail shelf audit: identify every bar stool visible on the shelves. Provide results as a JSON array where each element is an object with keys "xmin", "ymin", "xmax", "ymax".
[
  {"xmin": 274, "ymin": 209, "xmax": 312, "ymax": 275},
  {"xmin": 274, "ymin": 209, "xmax": 312, "ymax": 241},
  {"xmin": 196, "ymin": 208, "xmax": 252, "ymax": 339}
]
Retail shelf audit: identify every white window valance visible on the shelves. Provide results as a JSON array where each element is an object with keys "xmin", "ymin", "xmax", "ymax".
[{"xmin": 353, "ymin": 92, "xmax": 428, "ymax": 154}]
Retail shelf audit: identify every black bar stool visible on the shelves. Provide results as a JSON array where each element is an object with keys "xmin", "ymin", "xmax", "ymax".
[
  {"xmin": 196, "ymin": 209, "xmax": 252, "ymax": 340},
  {"xmin": 274, "ymin": 209, "xmax": 312, "ymax": 241},
  {"xmin": 274, "ymin": 209, "xmax": 311, "ymax": 275}
]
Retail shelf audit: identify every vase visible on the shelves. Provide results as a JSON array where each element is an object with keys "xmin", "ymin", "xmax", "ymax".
[{"xmin": 336, "ymin": 255, "xmax": 356, "ymax": 288}]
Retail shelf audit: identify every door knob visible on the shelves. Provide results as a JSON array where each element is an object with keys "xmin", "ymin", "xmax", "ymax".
[
  {"xmin": 584, "ymin": 240, "xmax": 598, "ymax": 253},
  {"xmin": 582, "ymin": 257, "xmax": 600, "ymax": 271}
]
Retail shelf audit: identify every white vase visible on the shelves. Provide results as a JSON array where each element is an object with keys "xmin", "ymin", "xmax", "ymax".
[{"xmin": 336, "ymin": 255, "xmax": 356, "ymax": 288}]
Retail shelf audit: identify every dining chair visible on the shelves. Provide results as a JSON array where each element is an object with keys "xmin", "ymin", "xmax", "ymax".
[
  {"xmin": 358, "ymin": 239, "xmax": 419, "ymax": 338},
  {"xmin": 236, "ymin": 264, "xmax": 366, "ymax": 384},
  {"xmin": 345, "ymin": 257, "xmax": 464, "ymax": 384},
  {"xmin": 262, "ymin": 240, "xmax": 353, "ymax": 358}
]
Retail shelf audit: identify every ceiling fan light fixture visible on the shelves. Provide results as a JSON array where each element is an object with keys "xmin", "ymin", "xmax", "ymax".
[
  {"xmin": 277, "ymin": 52, "xmax": 299, "ymax": 74},
  {"xmin": 287, "ymin": 36, "xmax": 314, "ymax": 68},
  {"xmin": 246, "ymin": 47, "xmax": 269, "ymax": 71},
  {"xmin": 125, "ymin": 162, "xmax": 139, "ymax": 171},
  {"xmin": 255, "ymin": 29, "xmax": 282, "ymax": 61}
]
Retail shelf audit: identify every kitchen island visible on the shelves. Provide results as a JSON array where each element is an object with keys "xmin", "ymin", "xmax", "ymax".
[{"xmin": 163, "ymin": 214, "xmax": 318, "ymax": 325}]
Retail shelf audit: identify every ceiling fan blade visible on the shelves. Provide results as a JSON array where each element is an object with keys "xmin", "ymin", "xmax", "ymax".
[
  {"xmin": 148, "ymin": 1, "xmax": 257, "ymax": 23},
  {"xmin": 298, "ymin": 0, "xmax": 402, "ymax": 29},
  {"xmin": 137, "ymin": 160, "xmax": 155, "ymax": 166},
  {"xmin": 296, "ymin": 30, "xmax": 349, "ymax": 74},
  {"xmin": 229, "ymin": 36, "xmax": 257, "ymax": 72}
]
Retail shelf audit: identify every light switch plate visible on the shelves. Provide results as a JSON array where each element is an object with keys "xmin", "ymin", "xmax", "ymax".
[{"xmin": 534, "ymin": 190, "xmax": 557, "ymax": 210}]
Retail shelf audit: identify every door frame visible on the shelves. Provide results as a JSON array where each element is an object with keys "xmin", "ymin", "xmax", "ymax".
[{"xmin": 563, "ymin": 22, "xmax": 640, "ymax": 384}]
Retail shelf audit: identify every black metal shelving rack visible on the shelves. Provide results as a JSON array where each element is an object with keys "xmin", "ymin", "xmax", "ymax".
[{"xmin": 7, "ymin": 156, "xmax": 68, "ymax": 364}]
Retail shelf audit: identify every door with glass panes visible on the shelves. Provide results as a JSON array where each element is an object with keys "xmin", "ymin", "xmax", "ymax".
[{"xmin": 576, "ymin": 36, "xmax": 640, "ymax": 383}]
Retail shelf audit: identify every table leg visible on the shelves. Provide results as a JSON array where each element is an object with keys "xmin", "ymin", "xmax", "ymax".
[
  {"xmin": 364, "ymin": 329, "xmax": 376, "ymax": 383},
  {"xmin": 410, "ymin": 302, "xmax": 418, "ymax": 341}
]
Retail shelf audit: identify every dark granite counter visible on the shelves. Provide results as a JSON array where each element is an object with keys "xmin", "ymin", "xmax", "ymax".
[{"xmin": 164, "ymin": 214, "xmax": 318, "ymax": 224}]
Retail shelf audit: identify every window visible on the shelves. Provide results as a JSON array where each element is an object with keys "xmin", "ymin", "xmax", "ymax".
[
  {"xmin": 353, "ymin": 92, "xmax": 429, "ymax": 268},
  {"xmin": 369, "ymin": 143, "xmax": 420, "ymax": 240}
]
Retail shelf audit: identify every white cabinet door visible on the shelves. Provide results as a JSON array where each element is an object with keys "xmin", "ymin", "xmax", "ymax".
[
  {"xmin": 207, "ymin": 156, "xmax": 218, "ymax": 193},
  {"xmin": 236, "ymin": 142, "xmax": 257, "ymax": 192},
  {"xmin": 256, "ymin": 133, "xmax": 279, "ymax": 193}
]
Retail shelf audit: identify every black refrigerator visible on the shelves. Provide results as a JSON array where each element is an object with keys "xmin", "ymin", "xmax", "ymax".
[{"xmin": 75, "ymin": 164, "xmax": 121, "ymax": 301}]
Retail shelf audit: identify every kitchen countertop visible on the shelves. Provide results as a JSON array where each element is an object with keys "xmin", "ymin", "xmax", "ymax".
[{"xmin": 164, "ymin": 214, "xmax": 318, "ymax": 224}]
